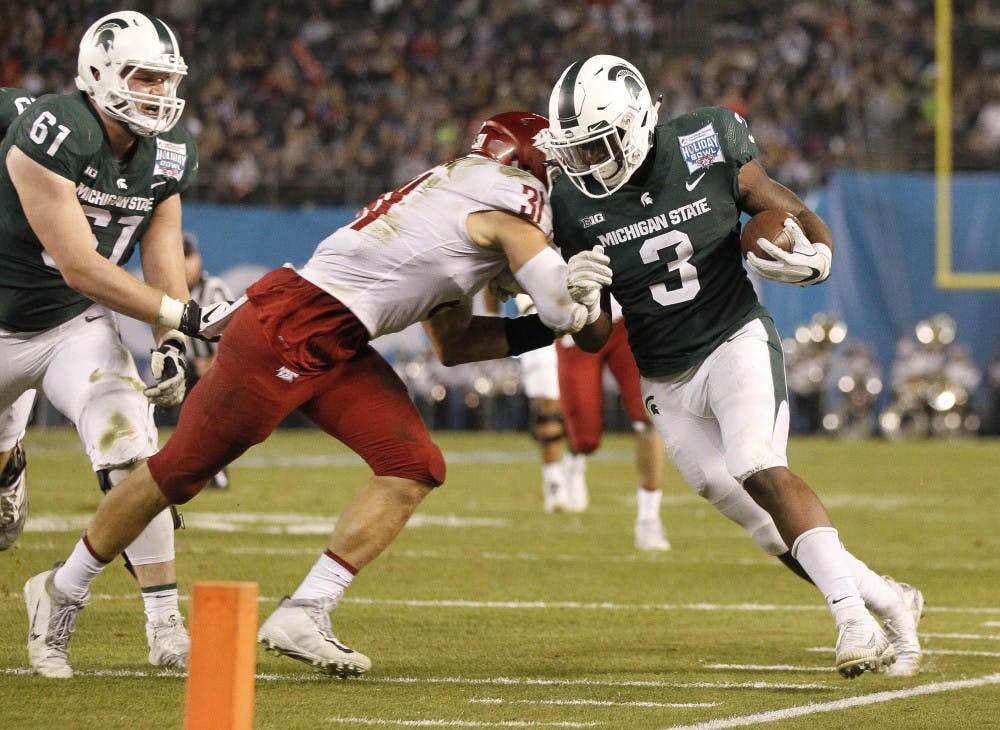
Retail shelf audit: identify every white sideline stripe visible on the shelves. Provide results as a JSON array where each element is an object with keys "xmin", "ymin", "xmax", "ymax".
[
  {"xmin": 705, "ymin": 664, "xmax": 830, "ymax": 673},
  {"xmin": 805, "ymin": 647, "xmax": 1000, "ymax": 658},
  {"xmin": 660, "ymin": 673, "xmax": 1000, "ymax": 730},
  {"xmin": 78, "ymin": 592, "xmax": 999, "ymax": 617},
  {"xmin": 470, "ymin": 698, "xmax": 717, "ymax": 708},
  {"xmin": 921, "ymin": 632, "xmax": 1000, "ymax": 641},
  {"xmin": 0, "ymin": 667, "xmax": 833, "ymax": 690},
  {"xmin": 326, "ymin": 719, "xmax": 599, "ymax": 728}
]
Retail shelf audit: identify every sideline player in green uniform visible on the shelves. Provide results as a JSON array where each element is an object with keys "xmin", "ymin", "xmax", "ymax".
[
  {"xmin": 545, "ymin": 54, "xmax": 923, "ymax": 678},
  {"xmin": 1, "ymin": 12, "xmax": 231, "ymax": 678}
]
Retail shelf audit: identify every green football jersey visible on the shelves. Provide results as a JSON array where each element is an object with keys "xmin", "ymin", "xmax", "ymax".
[
  {"xmin": 0, "ymin": 91, "xmax": 198, "ymax": 331},
  {"xmin": 552, "ymin": 106, "xmax": 770, "ymax": 377},
  {"xmin": 0, "ymin": 88, "xmax": 36, "ymax": 138}
]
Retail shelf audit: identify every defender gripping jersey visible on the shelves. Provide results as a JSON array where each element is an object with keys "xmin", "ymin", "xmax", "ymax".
[
  {"xmin": 0, "ymin": 91, "xmax": 198, "ymax": 331},
  {"xmin": 298, "ymin": 154, "xmax": 552, "ymax": 339},
  {"xmin": 552, "ymin": 106, "xmax": 769, "ymax": 377}
]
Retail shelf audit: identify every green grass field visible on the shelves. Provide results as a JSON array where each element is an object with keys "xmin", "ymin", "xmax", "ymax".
[{"xmin": 2, "ymin": 428, "xmax": 998, "ymax": 729}]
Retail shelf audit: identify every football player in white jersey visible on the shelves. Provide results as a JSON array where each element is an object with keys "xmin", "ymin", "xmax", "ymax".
[{"xmin": 25, "ymin": 111, "xmax": 612, "ymax": 678}]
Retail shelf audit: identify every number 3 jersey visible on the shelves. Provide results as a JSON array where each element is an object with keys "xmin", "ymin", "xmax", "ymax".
[
  {"xmin": 0, "ymin": 90, "xmax": 198, "ymax": 331},
  {"xmin": 298, "ymin": 154, "xmax": 552, "ymax": 339},
  {"xmin": 552, "ymin": 105, "xmax": 769, "ymax": 378}
]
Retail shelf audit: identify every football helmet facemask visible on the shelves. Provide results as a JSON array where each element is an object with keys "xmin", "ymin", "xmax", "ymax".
[
  {"xmin": 75, "ymin": 11, "xmax": 187, "ymax": 136},
  {"xmin": 470, "ymin": 111, "xmax": 552, "ymax": 187},
  {"xmin": 546, "ymin": 55, "xmax": 656, "ymax": 198}
]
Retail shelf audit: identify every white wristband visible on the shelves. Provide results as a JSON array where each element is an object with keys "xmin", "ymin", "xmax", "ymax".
[
  {"xmin": 157, "ymin": 294, "xmax": 185, "ymax": 329},
  {"xmin": 513, "ymin": 247, "xmax": 577, "ymax": 333}
]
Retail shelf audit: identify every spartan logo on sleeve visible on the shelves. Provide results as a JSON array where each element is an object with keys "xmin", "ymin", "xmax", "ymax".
[
  {"xmin": 678, "ymin": 124, "xmax": 724, "ymax": 174},
  {"xmin": 154, "ymin": 138, "xmax": 187, "ymax": 180}
]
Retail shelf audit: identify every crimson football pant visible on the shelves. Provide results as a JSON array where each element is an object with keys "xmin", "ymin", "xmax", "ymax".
[
  {"xmin": 556, "ymin": 318, "xmax": 648, "ymax": 455},
  {"xmin": 149, "ymin": 302, "xmax": 445, "ymax": 504}
]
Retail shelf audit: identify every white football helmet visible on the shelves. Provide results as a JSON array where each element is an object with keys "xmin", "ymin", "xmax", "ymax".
[
  {"xmin": 75, "ymin": 11, "xmax": 187, "ymax": 136},
  {"xmin": 546, "ymin": 55, "xmax": 657, "ymax": 198}
]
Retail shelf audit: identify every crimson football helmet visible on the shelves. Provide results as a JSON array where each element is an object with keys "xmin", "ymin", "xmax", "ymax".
[{"xmin": 470, "ymin": 111, "xmax": 550, "ymax": 186}]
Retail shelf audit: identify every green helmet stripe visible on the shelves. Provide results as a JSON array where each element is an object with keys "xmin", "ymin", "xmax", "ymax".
[
  {"xmin": 557, "ymin": 61, "xmax": 583, "ymax": 126},
  {"xmin": 143, "ymin": 13, "xmax": 176, "ymax": 55}
]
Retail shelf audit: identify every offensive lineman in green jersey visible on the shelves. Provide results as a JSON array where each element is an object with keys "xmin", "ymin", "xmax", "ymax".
[
  {"xmin": 0, "ymin": 88, "xmax": 39, "ymax": 555},
  {"xmin": 545, "ymin": 55, "xmax": 923, "ymax": 678},
  {"xmin": 1, "ymin": 12, "xmax": 232, "ymax": 678}
]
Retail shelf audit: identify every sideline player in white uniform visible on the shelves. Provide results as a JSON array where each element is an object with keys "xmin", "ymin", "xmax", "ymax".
[
  {"xmin": 24, "ymin": 111, "xmax": 612, "ymax": 678},
  {"xmin": 2, "ymin": 14, "xmax": 234, "ymax": 678}
]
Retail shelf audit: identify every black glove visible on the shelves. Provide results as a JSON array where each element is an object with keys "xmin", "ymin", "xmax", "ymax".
[{"xmin": 178, "ymin": 297, "xmax": 245, "ymax": 342}]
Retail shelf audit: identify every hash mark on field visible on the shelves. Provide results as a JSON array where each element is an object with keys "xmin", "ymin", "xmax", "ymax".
[
  {"xmin": 471, "ymin": 698, "xmax": 717, "ymax": 708},
  {"xmin": 660, "ymin": 673, "xmax": 1000, "ymax": 729},
  {"xmin": 326, "ymin": 719, "xmax": 599, "ymax": 727}
]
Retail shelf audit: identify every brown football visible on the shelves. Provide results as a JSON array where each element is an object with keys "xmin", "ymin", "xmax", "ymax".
[{"xmin": 740, "ymin": 210, "xmax": 797, "ymax": 260}]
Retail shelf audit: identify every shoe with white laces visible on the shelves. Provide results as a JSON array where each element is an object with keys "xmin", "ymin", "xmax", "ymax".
[
  {"xmin": 24, "ymin": 562, "xmax": 88, "ymax": 678},
  {"xmin": 0, "ymin": 441, "xmax": 28, "ymax": 551},
  {"xmin": 834, "ymin": 612, "xmax": 895, "ymax": 678},
  {"xmin": 634, "ymin": 517, "xmax": 671, "ymax": 551},
  {"xmin": 880, "ymin": 576, "xmax": 924, "ymax": 677},
  {"xmin": 146, "ymin": 608, "xmax": 190, "ymax": 669},
  {"xmin": 258, "ymin": 596, "xmax": 371, "ymax": 677}
]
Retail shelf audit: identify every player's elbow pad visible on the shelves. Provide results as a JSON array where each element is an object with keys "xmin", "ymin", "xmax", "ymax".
[{"xmin": 513, "ymin": 247, "xmax": 578, "ymax": 332}]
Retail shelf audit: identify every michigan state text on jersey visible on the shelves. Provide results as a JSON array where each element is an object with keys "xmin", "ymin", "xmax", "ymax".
[
  {"xmin": 552, "ymin": 105, "xmax": 767, "ymax": 377},
  {"xmin": 0, "ymin": 90, "xmax": 197, "ymax": 332}
]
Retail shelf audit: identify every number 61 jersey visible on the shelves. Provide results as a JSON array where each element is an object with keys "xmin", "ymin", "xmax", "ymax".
[
  {"xmin": 0, "ymin": 90, "xmax": 198, "ymax": 332},
  {"xmin": 552, "ymin": 105, "xmax": 769, "ymax": 378},
  {"xmin": 298, "ymin": 154, "xmax": 551, "ymax": 339}
]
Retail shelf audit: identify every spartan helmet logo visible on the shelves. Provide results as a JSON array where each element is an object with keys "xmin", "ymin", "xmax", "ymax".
[
  {"xmin": 95, "ymin": 18, "xmax": 128, "ymax": 53},
  {"xmin": 608, "ymin": 64, "xmax": 643, "ymax": 101}
]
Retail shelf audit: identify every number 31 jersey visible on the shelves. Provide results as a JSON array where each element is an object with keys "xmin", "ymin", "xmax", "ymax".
[
  {"xmin": 298, "ymin": 154, "xmax": 551, "ymax": 339},
  {"xmin": 0, "ymin": 90, "xmax": 198, "ymax": 332},
  {"xmin": 552, "ymin": 106, "xmax": 769, "ymax": 378}
]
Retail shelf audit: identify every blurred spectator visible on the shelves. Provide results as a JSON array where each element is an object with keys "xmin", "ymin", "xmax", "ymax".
[
  {"xmin": 1, "ymin": 1, "xmax": 995, "ymax": 204},
  {"xmin": 784, "ymin": 313, "xmax": 848, "ymax": 434}
]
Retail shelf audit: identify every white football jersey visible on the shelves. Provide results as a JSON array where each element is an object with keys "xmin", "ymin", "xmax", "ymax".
[{"xmin": 298, "ymin": 155, "xmax": 552, "ymax": 339}]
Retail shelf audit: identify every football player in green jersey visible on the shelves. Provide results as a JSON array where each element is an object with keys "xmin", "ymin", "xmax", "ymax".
[
  {"xmin": 545, "ymin": 54, "xmax": 923, "ymax": 678},
  {"xmin": 1, "ymin": 12, "xmax": 231, "ymax": 678}
]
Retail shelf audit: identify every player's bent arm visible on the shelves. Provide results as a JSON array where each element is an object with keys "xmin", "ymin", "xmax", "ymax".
[
  {"xmin": 6, "ymin": 146, "xmax": 172, "ymax": 324},
  {"xmin": 570, "ymin": 309, "xmax": 612, "ymax": 353},
  {"xmin": 736, "ymin": 159, "xmax": 834, "ymax": 253},
  {"xmin": 138, "ymin": 194, "xmax": 192, "ymax": 341},
  {"xmin": 467, "ymin": 210, "xmax": 585, "ymax": 334},
  {"xmin": 423, "ymin": 300, "xmax": 556, "ymax": 366}
]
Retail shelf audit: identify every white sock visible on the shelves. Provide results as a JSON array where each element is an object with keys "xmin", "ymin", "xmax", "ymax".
[
  {"xmin": 843, "ymin": 548, "xmax": 899, "ymax": 616},
  {"xmin": 791, "ymin": 527, "xmax": 866, "ymax": 623},
  {"xmin": 53, "ymin": 538, "xmax": 108, "ymax": 602},
  {"xmin": 636, "ymin": 487, "xmax": 662, "ymax": 521},
  {"xmin": 291, "ymin": 551, "xmax": 355, "ymax": 603},
  {"xmin": 141, "ymin": 585, "xmax": 180, "ymax": 622}
]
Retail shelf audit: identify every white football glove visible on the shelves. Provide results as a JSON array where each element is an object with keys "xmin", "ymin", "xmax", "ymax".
[
  {"xmin": 566, "ymin": 245, "xmax": 612, "ymax": 323},
  {"xmin": 745, "ymin": 217, "xmax": 832, "ymax": 286},
  {"xmin": 179, "ymin": 295, "xmax": 247, "ymax": 342},
  {"xmin": 144, "ymin": 330, "xmax": 188, "ymax": 407}
]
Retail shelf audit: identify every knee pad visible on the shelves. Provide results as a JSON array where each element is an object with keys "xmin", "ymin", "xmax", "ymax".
[
  {"xmin": 96, "ymin": 462, "xmax": 180, "ymax": 569},
  {"xmin": 79, "ymin": 386, "xmax": 157, "ymax": 471},
  {"xmin": 531, "ymin": 411, "xmax": 565, "ymax": 445}
]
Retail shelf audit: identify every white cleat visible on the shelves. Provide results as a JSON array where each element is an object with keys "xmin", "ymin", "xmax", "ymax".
[
  {"xmin": 0, "ymin": 441, "xmax": 28, "ymax": 551},
  {"xmin": 147, "ymin": 608, "xmax": 190, "ymax": 670},
  {"xmin": 24, "ymin": 562, "xmax": 87, "ymax": 678},
  {"xmin": 542, "ymin": 477, "xmax": 570, "ymax": 514},
  {"xmin": 258, "ymin": 596, "xmax": 371, "ymax": 678},
  {"xmin": 881, "ymin": 576, "xmax": 924, "ymax": 677},
  {"xmin": 634, "ymin": 518, "xmax": 671, "ymax": 551},
  {"xmin": 835, "ymin": 613, "xmax": 895, "ymax": 679}
]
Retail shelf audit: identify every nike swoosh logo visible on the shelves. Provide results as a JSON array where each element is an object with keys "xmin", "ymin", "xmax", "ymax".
[
  {"xmin": 831, "ymin": 596, "xmax": 848, "ymax": 604},
  {"xmin": 150, "ymin": 181, "xmax": 167, "ymax": 189},
  {"xmin": 685, "ymin": 172, "xmax": 706, "ymax": 191},
  {"xmin": 29, "ymin": 632, "xmax": 41, "ymax": 641},
  {"xmin": 84, "ymin": 314, "xmax": 105, "ymax": 322}
]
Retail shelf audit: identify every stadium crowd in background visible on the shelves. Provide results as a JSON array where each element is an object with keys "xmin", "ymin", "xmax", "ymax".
[{"xmin": 2, "ymin": 0, "xmax": 997, "ymax": 205}]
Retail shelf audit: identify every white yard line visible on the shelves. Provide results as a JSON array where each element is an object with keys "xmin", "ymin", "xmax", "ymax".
[
  {"xmin": 660, "ymin": 673, "xmax": 1000, "ymax": 730},
  {"xmin": 470, "ymin": 698, "xmax": 717, "ymax": 708},
  {"xmin": 325, "ymin": 720, "xmax": 600, "ymax": 728}
]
